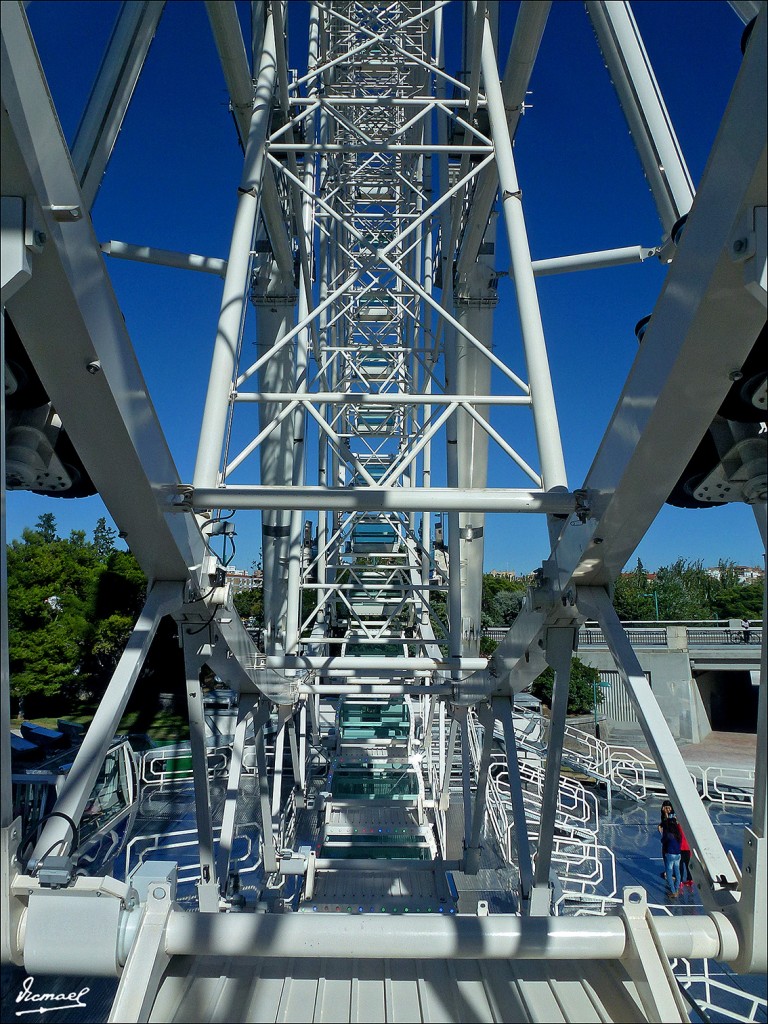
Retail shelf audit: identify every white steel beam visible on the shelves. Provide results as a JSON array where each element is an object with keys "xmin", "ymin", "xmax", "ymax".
[
  {"xmin": 457, "ymin": 1, "xmax": 552, "ymax": 275},
  {"xmin": 1, "ymin": 2, "xmax": 205, "ymax": 581},
  {"xmin": 486, "ymin": 5, "xmax": 767, "ymax": 685},
  {"xmin": 494, "ymin": 697, "xmax": 534, "ymax": 902},
  {"xmin": 29, "ymin": 582, "xmax": 180, "ymax": 867},
  {"xmin": 585, "ymin": 1, "xmax": 695, "ymax": 237},
  {"xmin": 205, "ymin": 0, "xmax": 295, "ymax": 275},
  {"xmin": 181, "ymin": 633, "xmax": 219, "ymax": 912},
  {"xmin": 188, "ymin": 485, "xmax": 578, "ymax": 513},
  {"xmin": 163, "ymin": 906, "xmax": 733, "ymax": 961},
  {"xmin": 580, "ymin": 586, "xmax": 739, "ymax": 894},
  {"xmin": 193, "ymin": 6, "xmax": 279, "ymax": 488},
  {"xmin": 529, "ymin": 626, "xmax": 575, "ymax": 914},
  {"xmin": 479, "ymin": 9, "xmax": 567, "ymax": 493},
  {"xmin": 70, "ymin": 0, "xmax": 165, "ymax": 212},
  {"xmin": 530, "ymin": 244, "xmax": 657, "ymax": 276},
  {"xmin": 264, "ymin": 654, "xmax": 484, "ymax": 673},
  {"xmin": 101, "ymin": 240, "xmax": 227, "ymax": 276}
]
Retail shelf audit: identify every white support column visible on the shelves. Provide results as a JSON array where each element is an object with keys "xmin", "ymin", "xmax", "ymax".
[
  {"xmin": 479, "ymin": 12, "xmax": 568, "ymax": 496},
  {"xmin": 254, "ymin": 718, "xmax": 278, "ymax": 874},
  {"xmin": 439, "ymin": 714, "xmax": 460, "ymax": 811},
  {"xmin": 108, "ymin": 878, "xmax": 174, "ymax": 1024},
  {"xmin": 181, "ymin": 630, "xmax": 219, "ymax": 912},
  {"xmin": 727, "ymin": 566, "xmax": 766, "ymax": 973},
  {"xmin": 530, "ymin": 625, "xmax": 575, "ymax": 914},
  {"xmin": 494, "ymin": 696, "xmax": 535, "ymax": 904},
  {"xmin": 754, "ymin": 566, "xmax": 767, "ymax": 840},
  {"xmin": 1, "ymin": 253, "xmax": 22, "ymax": 969},
  {"xmin": 292, "ymin": 702, "xmax": 307, "ymax": 798},
  {"xmin": 271, "ymin": 706, "xmax": 291, "ymax": 821},
  {"xmin": 457, "ymin": 1, "xmax": 552, "ymax": 274},
  {"xmin": 31, "ymin": 583, "xmax": 181, "ymax": 867},
  {"xmin": 618, "ymin": 888, "xmax": 690, "ymax": 1022},
  {"xmin": 454, "ymin": 258, "xmax": 497, "ymax": 655},
  {"xmin": 193, "ymin": 6, "xmax": 278, "ymax": 488},
  {"xmin": 217, "ymin": 697, "xmax": 266, "ymax": 894},
  {"xmin": 458, "ymin": 710, "xmax": 474, "ymax": 858},
  {"xmin": 1, "ymin": 246, "xmax": 23, "ymax": 832},
  {"xmin": 253, "ymin": 268, "xmax": 297, "ymax": 654},
  {"xmin": 466, "ymin": 702, "xmax": 495, "ymax": 873}
]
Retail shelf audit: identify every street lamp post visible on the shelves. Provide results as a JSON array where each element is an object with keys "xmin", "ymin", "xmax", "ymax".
[
  {"xmin": 644, "ymin": 590, "xmax": 660, "ymax": 621},
  {"xmin": 593, "ymin": 677, "xmax": 599, "ymax": 738}
]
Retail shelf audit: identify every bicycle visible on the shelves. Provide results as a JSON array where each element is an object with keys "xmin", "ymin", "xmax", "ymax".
[{"xmin": 725, "ymin": 629, "xmax": 762, "ymax": 645}]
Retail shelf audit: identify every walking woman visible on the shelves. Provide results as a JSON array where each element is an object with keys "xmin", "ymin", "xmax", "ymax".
[{"xmin": 660, "ymin": 812, "xmax": 683, "ymax": 896}]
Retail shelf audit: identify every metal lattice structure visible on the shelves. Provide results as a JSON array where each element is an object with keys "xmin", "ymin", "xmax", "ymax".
[{"xmin": 1, "ymin": 1, "xmax": 766, "ymax": 1022}]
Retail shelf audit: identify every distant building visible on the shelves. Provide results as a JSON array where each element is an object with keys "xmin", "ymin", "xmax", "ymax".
[
  {"xmin": 704, "ymin": 565, "xmax": 764, "ymax": 584},
  {"xmin": 226, "ymin": 567, "xmax": 263, "ymax": 595},
  {"xmin": 487, "ymin": 570, "xmax": 517, "ymax": 581}
]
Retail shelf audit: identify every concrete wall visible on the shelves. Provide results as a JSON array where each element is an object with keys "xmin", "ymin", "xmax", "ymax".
[{"xmin": 576, "ymin": 643, "xmax": 709, "ymax": 746}]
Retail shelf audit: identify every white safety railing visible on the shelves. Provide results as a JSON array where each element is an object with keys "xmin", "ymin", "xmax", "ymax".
[
  {"xmin": 141, "ymin": 745, "xmax": 231, "ymax": 785},
  {"xmin": 672, "ymin": 957, "xmax": 767, "ymax": 1023},
  {"xmin": 561, "ymin": 721, "xmax": 654, "ymax": 798},
  {"xmin": 518, "ymin": 758, "xmax": 600, "ymax": 832},
  {"xmin": 123, "ymin": 824, "xmax": 262, "ymax": 897},
  {"xmin": 534, "ymin": 834, "xmax": 617, "ymax": 902},
  {"xmin": 466, "ymin": 710, "xmax": 616, "ymax": 905},
  {"xmin": 689, "ymin": 765, "xmax": 756, "ymax": 807}
]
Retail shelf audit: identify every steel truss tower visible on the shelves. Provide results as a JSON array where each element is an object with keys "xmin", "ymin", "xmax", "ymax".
[{"xmin": 1, "ymin": 1, "xmax": 766, "ymax": 1021}]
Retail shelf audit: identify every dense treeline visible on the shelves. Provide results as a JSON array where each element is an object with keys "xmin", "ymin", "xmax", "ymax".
[
  {"xmin": 613, "ymin": 558, "xmax": 763, "ymax": 622},
  {"xmin": 478, "ymin": 558, "xmax": 763, "ymax": 625},
  {"xmin": 233, "ymin": 557, "xmax": 763, "ymax": 637},
  {"xmin": 7, "ymin": 513, "xmax": 146, "ymax": 712}
]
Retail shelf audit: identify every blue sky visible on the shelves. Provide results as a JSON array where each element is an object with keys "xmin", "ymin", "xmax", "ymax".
[{"xmin": 7, "ymin": 1, "xmax": 764, "ymax": 576}]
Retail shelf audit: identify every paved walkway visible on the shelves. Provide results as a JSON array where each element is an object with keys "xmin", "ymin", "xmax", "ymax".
[
  {"xmin": 678, "ymin": 731, "xmax": 758, "ymax": 771},
  {"xmin": 634, "ymin": 730, "xmax": 758, "ymax": 771}
]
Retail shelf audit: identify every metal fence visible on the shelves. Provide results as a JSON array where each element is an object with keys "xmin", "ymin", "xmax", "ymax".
[
  {"xmin": 483, "ymin": 623, "xmax": 763, "ymax": 650},
  {"xmin": 686, "ymin": 627, "xmax": 763, "ymax": 647}
]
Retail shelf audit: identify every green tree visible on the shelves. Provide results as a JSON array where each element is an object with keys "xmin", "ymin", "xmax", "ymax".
[
  {"xmin": 489, "ymin": 588, "xmax": 524, "ymax": 625},
  {"xmin": 712, "ymin": 580, "xmax": 763, "ymax": 620},
  {"xmin": 91, "ymin": 614, "xmax": 135, "ymax": 673},
  {"xmin": 7, "ymin": 526, "xmax": 146, "ymax": 709},
  {"xmin": 234, "ymin": 586, "xmax": 264, "ymax": 625},
  {"xmin": 530, "ymin": 656, "xmax": 603, "ymax": 716},
  {"xmin": 613, "ymin": 559, "xmax": 656, "ymax": 621},
  {"xmin": 653, "ymin": 558, "xmax": 713, "ymax": 620},
  {"xmin": 35, "ymin": 512, "xmax": 58, "ymax": 543},
  {"xmin": 93, "ymin": 516, "xmax": 118, "ymax": 559},
  {"xmin": 93, "ymin": 549, "xmax": 146, "ymax": 621}
]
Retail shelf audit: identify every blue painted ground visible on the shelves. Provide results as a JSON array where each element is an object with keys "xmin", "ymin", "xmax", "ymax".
[{"xmin": 595, "ymin": 794, "xmax": 767, "ymax": 1022}]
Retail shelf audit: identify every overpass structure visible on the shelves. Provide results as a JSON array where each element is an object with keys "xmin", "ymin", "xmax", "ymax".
[
  {"xmin": 484, "ymin": 621, "xmax": 764, "ymax": 742},
  {"xmin": 1, "ymin": 1, "xmax": 766, "ymax": 1021}
]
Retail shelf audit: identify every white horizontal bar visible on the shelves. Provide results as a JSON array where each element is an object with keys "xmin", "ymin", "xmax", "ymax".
[
  {"xmin": 530, "ymin": 245, "xmax": 657, "ymax": 276},
  {"xmin": 267, "ymin": 143, "xmax": 493, "ymax": 153},
  {"xmin": 288, "ymin": 96, "xmax": 489, "ymax": 107},
  {"xmin": 234, "ymin": 392, "xmax": 530, "ymax": 405},
  {"xmin": 298, "ymin": 684, "xmax": 453, "ymax": 695},
  {"xmin": 164, "ymin": 911, "xmax": 725, "ymax": 960},
  {"xmin": 264, "ymin": 655, "xmax": 485, "ymax": 672},
  {"xmin": 101, "ymin": 240, "xmax": 227, "ymax": 276},
  {"xmin": 189, "ymin": 487, "xmax": 577, "ymax": 513}
]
